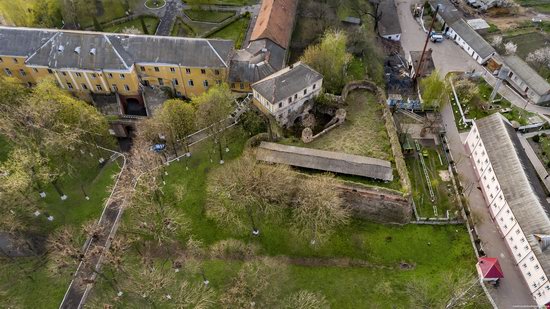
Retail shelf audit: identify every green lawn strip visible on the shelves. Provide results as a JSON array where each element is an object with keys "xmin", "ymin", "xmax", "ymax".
[
  {"xmin": 207, "ymin": 16, "xmax": 250, "ymax": 48},
  {"xmin": 145, "ymin": 0, "xmax": 166, "ymax": 8},
  {"xmin": 0, "ymin": 257, "xmax": 68, "ymax": 308},
  {"xmin": 104, "ymin": 16, "xmax": 160, "ymax": 34},
  {"xmin": 181, "ymin": 0, "xmax": 255, "ymax": 5},
  {"xmin": 79, "ymin": 0, "xmax": 142, "ymax": 28},
  {"xmin": 171, "ymin": 18, "xmax": 196, "ymax": 36},
  {"xmin": 184, "ymin": 9, "xmax": 235, "ymax": 23},
  {"xmin": 0, "ymin": 133, "xmax": 11, "ymax": 162}
]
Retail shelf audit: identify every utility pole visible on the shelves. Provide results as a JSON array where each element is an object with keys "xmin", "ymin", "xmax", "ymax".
[{"xmin": 415, "ymin": 3, "xmax": 440, "ymax": 81}]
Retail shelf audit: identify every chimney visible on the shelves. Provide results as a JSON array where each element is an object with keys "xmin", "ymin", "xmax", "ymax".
[
  {"xmin": 74, "ymin": 46, "xmax": 81, "ymax": 54},
  {"xmin": 90, "ymin": 48, "xmax": 96, "ymax": 55},
  {"xmin": 57, "ymin": 45, "xmax": 64, "ymax": 53}
]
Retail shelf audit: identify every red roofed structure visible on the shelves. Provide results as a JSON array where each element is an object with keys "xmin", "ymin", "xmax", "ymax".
[{"xmin": 477, "ymin": 257, "xmax": 504, "ymax": 281}]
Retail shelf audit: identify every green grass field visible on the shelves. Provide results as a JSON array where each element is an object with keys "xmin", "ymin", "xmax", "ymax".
[
  {"xmin": 85, "ymin": 128, "xmax": 487, "ymax": 307},
  {"xmin": 207, "ymin": 15, "xmax": 250, "ymax": 48},
  {"xmin": 103, "ymin": 16, "xmax": 160, "ymax": 34},
  {"xmin": 182, "ymin": 0, "xmax": 256, "ymax": 6},
  {"xmin": 515, "ymin": 0, "xmax": 550, "ymax": 13},
  {"xmin": 171, "ymin": 17, "xmax": 197, "ymax": 37},
  {"xmin": 184, "ymin": 9, "xmax": 235, "ymax": 23}
]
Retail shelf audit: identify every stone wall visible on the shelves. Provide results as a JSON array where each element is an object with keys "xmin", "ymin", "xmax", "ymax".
[{"xmin": 336, "ymin": 182, "xmax": 412, "ymax": 224}]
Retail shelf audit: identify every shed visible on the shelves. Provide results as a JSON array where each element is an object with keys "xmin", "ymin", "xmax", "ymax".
[{"xmin": 476, "ymin": 257, "xmax": 504, "ymax": 281}]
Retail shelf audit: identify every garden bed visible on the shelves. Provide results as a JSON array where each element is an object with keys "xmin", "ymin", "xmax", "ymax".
[
  {"xmin": 207, "ymin": 15, "xmax": 250, "ymax": 48},
  {"xmin": 104, "ymin": 16, "xmax": 160, "ymax": 34},
  {"xmin": 184, "ymin": 9, "xmax": 235, "ymax": 23},
  {"xmin": 171, "ymin": 18, "xmax": 196, "ymax": 37}
]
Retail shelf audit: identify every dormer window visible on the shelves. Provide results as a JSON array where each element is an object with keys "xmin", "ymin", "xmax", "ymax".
[{"xmin": 90, "ymin": 48, "xmax": 96, "ymax": 55}]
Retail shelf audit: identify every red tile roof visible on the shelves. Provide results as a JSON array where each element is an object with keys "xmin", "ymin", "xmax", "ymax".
[
  {"xmin": 477, "ymin": 257, "xmax": 504, "ymax": 280},
  {"xmin": 250, "ymin": 0, "xmax": 298, "ymax": 49}
]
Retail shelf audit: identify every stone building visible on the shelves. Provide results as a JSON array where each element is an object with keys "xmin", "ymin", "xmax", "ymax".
[{"xmin": 251, "ymin": 62, "xmax": 323, "ymax": 127}]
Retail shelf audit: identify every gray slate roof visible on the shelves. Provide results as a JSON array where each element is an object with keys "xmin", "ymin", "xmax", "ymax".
[
  {"xmin": 1, "ymin": 27, "xmax": 233, "ymax": 71},
  {"xmin": 504, "ymin": 55, "xmax": 550, "ymax": 96},
  {"xmin": 476, "ymin": 113, "xmax": 550, "ymax": 275},
  {"xmin": 450, "ymin": 19, "xmax": 495, "ymax": 59},
  {"xmin": 228, "ymin": 39, "xmax": 286, "ymax": 84},
  {"xmin": 0, "ymin": 27, "xmax": 55, "ymax": 57},
  {"xmin": 429, "ymin": 0, "xmax": 462, "ymax": 25},
  {"xmin": 379, "ymin": 0, "xmax": 401, "ymax": 36},
  {"xmin": 256, "ymin": 142, "xmax": 394, "ymax": 181},
  {"xmin": 251, "ymin": 62, "xmax": 322, "ymax": 103}
]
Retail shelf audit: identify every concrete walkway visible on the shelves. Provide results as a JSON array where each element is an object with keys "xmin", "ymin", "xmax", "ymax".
[{"xmin": 155, "ymin": 0, "xmax": 182, "ymax": 36}]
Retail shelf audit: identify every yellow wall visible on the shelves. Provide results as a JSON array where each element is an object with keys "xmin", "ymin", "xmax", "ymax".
[
  {"xmin": 231, "ymin": 81, "xmax": 252, "ymax": 93},
  {"xmin": 1, "ymin": 55, "xmax": 227, "ymax": 98}
]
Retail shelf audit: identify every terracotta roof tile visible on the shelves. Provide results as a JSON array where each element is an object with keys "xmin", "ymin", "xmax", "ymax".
[{"xmin": 250, "ymin": 0, "xmax": 298, "ymax": 49}]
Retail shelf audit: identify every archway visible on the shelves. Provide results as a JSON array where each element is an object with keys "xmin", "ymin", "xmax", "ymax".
[{"xmin": 125, "ymin": 98, "xmax": 147, "ymax": 116}]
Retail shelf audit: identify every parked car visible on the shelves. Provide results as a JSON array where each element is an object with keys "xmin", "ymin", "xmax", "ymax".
[
  {"xmin": 151, "ymin": 144, "xmax": 166, "ymax": 153},
  {"xmin": 431, "ymin": 34, "xmax": 444, "ymax": 43}
]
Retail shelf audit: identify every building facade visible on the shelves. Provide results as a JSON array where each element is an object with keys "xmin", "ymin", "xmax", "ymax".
[
  {"xmin": 252, "ymin": 62, "xmax": 323, "ymax": 126},
  {"xmin": 464, "ymin": 113, "xmax": 550, "ymax": 306},
  {"xmin": 502, "ymin": 55, "xmax": 550, "ymax": 105},
  {"xmin": 0, "ymin": 27, "xmax": 233, "ymax": 116}
]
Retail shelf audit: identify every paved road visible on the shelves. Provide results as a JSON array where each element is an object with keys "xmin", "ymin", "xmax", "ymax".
[
  {"xmin": 396, "ymin": 0, "xmax": 536, "ymax": 306},
  {"xmin": 155, "ymin": 0, "xmax": 182, "ymax": 36}
]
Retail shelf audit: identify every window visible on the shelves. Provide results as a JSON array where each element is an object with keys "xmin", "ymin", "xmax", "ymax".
[
  {"xmin": 531, "ymin": 256, "xmax": 536, "ymax": 262},
  {"xmin": 313, "ymin": 83, "xmax": 316, "ymax": 90},
  {"xmin": 535, "ymin": 265, "xmax": 540, "ymax": 270},
  {"xmin": 516, "ymin": 229, "xmax": 521, "ymax": 235},
  {"xmin": 546, "ymin": 285, "xmax": 550, "ymax": 291},
  {"xmin": 96, "ymin": 84, "xmax": 103, "ymax": 91},
  {"xmin": 294, "ymin": 94, "xmax": 298, "ymax": 99},
  {"xmin": 158, "ymin": 78, "xmax": 164, "ymax": 86},
  {"xmin": 13, "ymin": 58, "xmax": 18, "ymax": 63},
  {"xmin": 214, "ymin": 69, "xmax": 220, "ymax": 75},
  {"xmin": 203, "ymin": 80, "xmax": 209, "ymax": 87},
  {"xmin": 0, "ymin": 57, "xmax": 2, "ymax": 62},
  {"xmin": 112, "ymin": 84, "xmax": 118, "ymax": 92},
  {"xmin": 278, "ymin": 102, "xmax": 282, "ymax": 108},
  {"xmin": 231, "ymin": 83, "xmax": 235, "ymax": 88},
  {"xmin": 288, "ymin": 97, "xmax": 292, "ymax": 103},
  {"xmin": 82, "ymin": 84, "xmax": 88, "ymax": 90},
  {"xmin": 509, "ymin": 236, "xmax": 514, "ymax": 241},
  {"xmin": 75, "ymin": 72, "xmax": 82, "ymax": 77},
  {"xmin": 124, "ymin": 84, "xmax": 130, "ymax": 92},
  {"xmin": 32, "ymin": 68, "xmax": 38, "ymax": 73},
  {"xmin": 27, "ymin": 82, "xmax": 32, "ymax": 87},
  {"xmin": 48, "ymin": 69, "xmax": 53, "ymax": 74},
  {"xmin": 173, "ymin": 79, "xmax": 179, "ymax": 86},
  {"xmin": 492, "ymin": 177, "xmax": 496, "ymax": 182},
  {"xmin": 67, "ymin": 82, "xmax": 73, "ymax": 89},
  {"xmin": 120, "ymin": 74, "xmax": 125, "ymax": 79},
  {"xmin": 19, "ymin": 69, "xmax": 26, "ymax": 77},
  {"xmin": 108, "ymin": 73, "xmax": 113, "ymax": 78},
  {"xmin": 304, "ymin": 89, "xmax": 307, "ymax": 95},
  {"xmin": 239, "ymin": 83, "xmax": 245, "ymax": 89},
  {"xmin": 186, "ymin": 68, "xmax": 191, "ymax": 74},
  {"xmin": 188, "ymin": 80, "xmax": 194, "ymax": 87},
  {"xmin": 525, "ymin": 245, "xmax": 529, "ymax": 250},
  {"xmin": 521, "ymin": 238, "xmax": 525, "ymax": 243},
  {"xmin": 170, "ymin": 67, "xmax": 176, "ymax": 73},
  {"xmin": 4, "ymin": 68, "xmax": 12, "ymax": 76},
  {"xmin": 91, "ymin": 73, "xmax": 97, "ymax": 78},
  {"xmin": 523, "ymin": 263, "xmax": 527, "ymax": 268},
  {"xmin": 514, "ymin": 245, "xmax": 518, "ymax": 250},
  {"xmin": 62, "ymin": 72, "xmax": 67, "ymax": 76},
  {"xmin": 140, "ymin": 66, "xmax": 145, "ymax": 72},
  {"xmin": 201, "ymin": 69, "xmax": 206, "ymax": 74},
  {"xmin": 528, "ymin": 272, "xmax": 532, "ymax": 277}
]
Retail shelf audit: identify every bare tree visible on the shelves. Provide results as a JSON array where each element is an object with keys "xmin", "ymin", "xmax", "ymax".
[
  {"xmin": 220, "ymin": 257, "xmax": 288, "ymax": 308},
  {"xmin": 504, "ymin": 42, "xmax": 517, "ymax": 55},
  {"xmin": 283, "ymin": 290, "xmax": 330, "ymax": 309},
  {"xmin": 490, "ymin": 35, "xmax": 503, "ymax": 47}
]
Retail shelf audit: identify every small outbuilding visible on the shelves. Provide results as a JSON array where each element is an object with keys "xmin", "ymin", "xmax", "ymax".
[{"xmin": 476, "ymin": 257, "xmax": 504, "ymax": 281}]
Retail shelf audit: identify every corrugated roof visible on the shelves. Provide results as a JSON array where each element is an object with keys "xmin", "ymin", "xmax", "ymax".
[
  {"xmin": 251, "ymin": 62, "xmax": 322, "ymax": 103},
  {"xmin": 256, "ymin": 142, "xmax": 394, "ymax": 181},
  {"xmin": 503, "ymin": 55, "xmax": 550, "ymax": 96},
  {"xmin": 476, "ymin": 113, "xmax": 550, "ymax": 275},
  {"xmin": 379, "ymin": 0, "xmax": 401, "ymax": 36},
  {"xmin": 450, "ymin": 19, "xmax": 495, "ymax": 59},
  {"xmin": 250, "ymin": 0, "xmax": 297, "ymax": 49},
  {"xmin": 1, "ymin": 26, "xmax": 233, "ymax": 70},
  {"xmin": 429, "ymin": 0, "xmax": 462, "ymax": 25},
  {"xmin": 0, "ymin": 27, "xmax": 56, "ymax": 57}
]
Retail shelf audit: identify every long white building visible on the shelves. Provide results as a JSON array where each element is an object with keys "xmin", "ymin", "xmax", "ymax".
[{"xmin": 465, "ymin": 113, "xmax": 550, "ymax": 306}]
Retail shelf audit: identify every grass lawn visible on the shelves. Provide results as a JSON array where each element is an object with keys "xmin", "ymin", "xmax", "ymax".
[
  {"xmin": 0, "ymin": 151, "xmax": 122, "ymax": 308},
  {"xmin": 103, "ymin": 16, "xmax": 160, "ymax": 34},
  {"xmin": 145, "ymin": 0, "xmax": 166, "ymax": 8},
  {"xmin": 406, "ymin": 146, "xmax": 456, "ymax": 218},
  {"xmin": 515, "ymin": 0, "xmax": 550, "ymax": 13},
  {"xmin": 0, "ymin": 133, "xmax": 11, "ymax": 162},
  {"xmin": 83, "ymin": 127, "xmax": 487, "ymax": 307},
  {"xmin": 171, "ymin": 17, "xmax": 196, "ymax": 37},
  {"xmin": 530, "ymin": 135, "xmax": 550, "ymax": 168},
  {"xmin": 207, "ymin": 15, "xmax": 250, "ymax": 49},
  {"xmin": 78, "ymin": 0, "xmax": 141, "ymax": 28},
  {"xmin": 184, "ymin": 9, "xmax": 235, "ymax": 23},
  {"xmin": 503, "ymin": 31, "xmax": 550, "ymax": 80}
]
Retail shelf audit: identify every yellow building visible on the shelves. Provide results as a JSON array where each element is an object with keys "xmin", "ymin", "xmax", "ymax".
[{"xmin": 0, "ymin": 26, "xmax": 233, "ymax": 117}]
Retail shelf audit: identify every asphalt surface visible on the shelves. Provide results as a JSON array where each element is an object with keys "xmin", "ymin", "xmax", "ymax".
[
  {"xmin": 395, "ymin": 0, "xmax": 537, "ymax": 306},
  {"xmin": 155, "ymin": 0, "xmax": 181, "ymax": 36}
]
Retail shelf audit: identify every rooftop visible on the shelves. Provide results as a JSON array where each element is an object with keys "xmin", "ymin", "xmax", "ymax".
[
  {"xmin": 410, "ymin": 49, "xmax": 435, "ymax": 78},
  {"xmin": 228, "ymin": 39, "xmax": 286, "ymax": 84},
  {"xmin": 448, "ymin": 19, "xmax": 495, "ymax": 59},
  {"xmin": 251, "ymin": 62, "xmax": 323, "ymax": 103},
  {"xmin": 250, "ymin": 0, "xmax": 298, "ymax": 49},
  {"xmin": 475, "ymin": 113, "xmax": 550, "ymax": 276},
  {"xmin": 467, "ymin": 18, "xmax": 490, "ymax": 31},
  {"xmin": 503, "ymin": 55, "xmax": 550, "ymax": 96},
  {"xmin": 256, "ymin": 142, "xmax": 394, "ymax": 181},
  {"xmin": 379, "ymin": 0, "xmax": 402, "ymax": 36}
]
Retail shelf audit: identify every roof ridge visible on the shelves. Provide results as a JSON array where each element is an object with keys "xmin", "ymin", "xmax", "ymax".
[
  {"xmin": 206, "ymin": 40, "xmax": 228, "ymax": 68},
  {"xmin": 25, "ymin": 31, "xmax": 60, "ymax": 64},
  {"xmin": 103, "ymin": 34, "xmax": 129, "ymax": 69}
]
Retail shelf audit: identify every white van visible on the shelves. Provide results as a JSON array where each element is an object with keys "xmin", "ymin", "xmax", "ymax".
[{"xmin": 431, "ymin": 34, "xmax": 444, "ymax": 43}]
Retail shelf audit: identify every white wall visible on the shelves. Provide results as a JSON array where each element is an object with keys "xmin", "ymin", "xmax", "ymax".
[{"xmin": 382, "ymin": 33, "xmax": 401, "ymax": 41}]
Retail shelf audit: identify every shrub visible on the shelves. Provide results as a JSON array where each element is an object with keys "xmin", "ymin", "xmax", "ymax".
[
  {"xmin": 210, "ymin": 239, "xmax": 259, "ymax": 260},
  {"xmin": 533, "ymin": 135, "xmax": 541, "ymax": 143}
]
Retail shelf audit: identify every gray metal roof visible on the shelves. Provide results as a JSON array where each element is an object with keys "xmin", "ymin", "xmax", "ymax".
[
  {"xmin": 228, "ymin": 39, "xmax": 286, "ymax": 84},
  {"xmin": 1, "ymin": 26, "xmax": 233, "ymax": 70},
  {"xmin": 450, "ymin": 19, "xmax": 495, "ymax": 59},
  {"xmin": 379, "ymin": 0, "xmax": 401, "ymax": 36},
  {"xmin": 251, "ymin": 62, "xmax": 322, "ymax": 103},
  {"xmin": 26, "ymin": 31, "xmax": 129, "ymax": 70},
  {"xmin": 429, "ymin": 0, "xmax": 462, "ymax": 25},
  {"xmin": 476, "ymin": 113, "xmax": 550, "ymax": 274},
  {"xmin": 256, "ymin": 142, "xmax": 394, "ymax": 181},
  {"xmin": 0, "ymin": 27, "xmax": 55, "ymax": 57},
  {"xmin": 503, "ymin": 55, "xmax": 550, "ymax": 96}
]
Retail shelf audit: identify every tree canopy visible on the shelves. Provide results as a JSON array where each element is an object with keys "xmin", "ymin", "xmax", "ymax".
[{"xmin": 420, "ymin": 70, "xmax": 448, "ymax": 110}]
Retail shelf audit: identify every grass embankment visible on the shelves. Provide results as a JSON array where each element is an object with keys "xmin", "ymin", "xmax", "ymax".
[
  {"xmin": 184, "ymin": 9, "xmax": 235, "ymax": 23},
  {"xmin": 104, "ymin": 16, "xmax": 160, "ymax": 34},
  {"xmin": 88, "ymin": 128, "xmax": 486, "ymax": 307}
]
